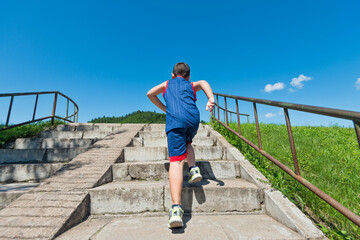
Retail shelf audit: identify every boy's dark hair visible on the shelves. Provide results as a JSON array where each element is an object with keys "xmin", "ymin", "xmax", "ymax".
[{"xmin": 173, "ymin": 62, "xmax": 190, "ymax": 78}]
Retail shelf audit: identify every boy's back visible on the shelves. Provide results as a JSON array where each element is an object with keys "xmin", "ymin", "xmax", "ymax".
[{"xmin": 163, "ymin": 76, "xmax": 200, "ymax": 133}]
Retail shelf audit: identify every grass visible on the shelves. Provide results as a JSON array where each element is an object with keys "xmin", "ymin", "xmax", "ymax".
[
  {"xmin": 0, "ymin": 120, "xmax": 65, "ymax": 148},
  {"xmin": 212, "ymin": 120, "xmax": 360, "ymax": 240}
]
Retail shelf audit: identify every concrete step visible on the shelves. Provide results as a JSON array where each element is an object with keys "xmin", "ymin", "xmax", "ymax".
[
  {"xmin": 0, "ymin": 163, "xmax": 64, "ymax": 182},
  {"xmin": 142, "ymin": 124, "xmax": 207, "ymax": 132},
  {"xmin": 40, "ymin": 130, "xmax": 115, "ymax": 139},
  {"xmin": 0, "ymin": 183, "xmax": 39, "ymax": 210},
  {"xmin": 131, "ymin": 136, "xmax": 216, "ymax": 147},
  {"xmin": 142, "ymin": 124, "xmax": 166, "ymax": 131},
  {"xmin": 55, "ymin": 214, "xmax": 305, "ymax": 240},
  {"xmin": 14, "ymin": 138, "xmax": 96, "ymax": 149},
  {"xmin": 138, "ymin": 129, "xmax": 209, "ymax": 138},
  {"xmin": 40, "ymin": 131, "xmax": 84, "ymax": 139},
  {"xmin": 112, "ymin": 160, "xmax": 240, "ymax": 181},
  {"xmin": 89, "ymin": 179, "xmax": 261, "ymax": 215},
  {"xmin": 124, "ymin": 146, "xmax": 224, "ymax": 162},
  {"xmin": 55, "ymin": 123, "xmax": 122, "ymax": 132},
  {"xmin": 0, "ymin": 148, "xmax": 88, "ymax": 164}
]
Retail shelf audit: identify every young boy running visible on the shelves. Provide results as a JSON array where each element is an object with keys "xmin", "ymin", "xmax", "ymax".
[{"xmin": 147, "ymin": 62, "xmax": 215, "ymax": 228}]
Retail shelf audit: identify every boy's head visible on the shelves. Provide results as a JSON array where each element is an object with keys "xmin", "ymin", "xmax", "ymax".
[{"xmin": 172, "ymin": 62, "xmax": 190, "ymax": 79}]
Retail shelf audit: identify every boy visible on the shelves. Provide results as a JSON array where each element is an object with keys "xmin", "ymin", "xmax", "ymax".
[{"xmin": 147, "ymin": 62, "xmax": 215, "ymax": 228}]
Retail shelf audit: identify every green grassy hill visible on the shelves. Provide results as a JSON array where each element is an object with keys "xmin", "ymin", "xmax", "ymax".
[
  {"xmin": 212, "ymin": 121, "xmax": 360, "ymax": 240},
  {"xmin": 89, "ymin": 110, "xmax": 166, "ymax": 124}
]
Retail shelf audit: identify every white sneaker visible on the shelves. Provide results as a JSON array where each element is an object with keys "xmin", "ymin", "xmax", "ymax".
[{"xmin": 188, "ymin": 166, "xmax": 202, "ymax": 183}]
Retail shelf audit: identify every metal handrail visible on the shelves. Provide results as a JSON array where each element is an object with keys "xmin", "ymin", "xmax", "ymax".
[
  {"xmin": 212, "ymin": 92, "xmax": 360, "ymax": 227},
  {"xmin": 0, "ymin": 91, "xmax": 79, "ymax": 131}
]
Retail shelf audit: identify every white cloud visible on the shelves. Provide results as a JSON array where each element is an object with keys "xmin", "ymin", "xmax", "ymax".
[
  {"xmin": 265, "ymin": 113, "xmax": 277, "ymax": 118},
  {"xmin": 264, "ymin": 82, "xmax": 285, "ymax": 93},
  {"xmin": 355, "ymin": 78, "xmax": 360, "ymax": 90},
  {"xmin": 290, "ymin": 74, "xmax": 312, "ymax": 89}
]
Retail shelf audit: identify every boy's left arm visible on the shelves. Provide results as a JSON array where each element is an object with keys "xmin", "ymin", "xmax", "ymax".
[
  {"xmin": 147, "ymin": 81, "xmax": 167, "ymax": 112},
  {"xmin": 192, "ymin": 80, "xmax": 215, "ymax": 112}
]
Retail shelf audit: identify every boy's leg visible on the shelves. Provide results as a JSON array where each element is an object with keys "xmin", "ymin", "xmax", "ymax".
[
  {"xmin": 167, "ymin": 128, "xmax": 187, "ymax": 205},
  {"xmin": 185, "ymin": 124, "xmax": 199, "ymax": 168},
  {"xmin": 186, "ymin": 143, "xmax": 195, "ymax": 167},
  {"xmin": 186, "ymin": 125, "xmax": 202, "ymax": 184},
  {"xmin": 169, "ymin": 160, "xmax": 185, "ymax": 205}
]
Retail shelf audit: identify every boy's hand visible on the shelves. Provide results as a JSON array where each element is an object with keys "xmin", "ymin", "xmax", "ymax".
[{"xmin": 206, "ymin": 98, "xmax": 215, "ymax": 112}]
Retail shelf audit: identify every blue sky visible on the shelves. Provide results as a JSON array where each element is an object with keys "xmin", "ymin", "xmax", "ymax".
[{"xmin": 1, "ymin": 0, "xmax": 359, "ymax": 126}]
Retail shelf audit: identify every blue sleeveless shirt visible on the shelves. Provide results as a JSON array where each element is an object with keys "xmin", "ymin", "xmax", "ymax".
[{"xmin": 163, "ymin": 76, "xmax": 200, "ymax": 133}]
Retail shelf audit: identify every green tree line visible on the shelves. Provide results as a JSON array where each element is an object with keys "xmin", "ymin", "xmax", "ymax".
[{"xmin": 89, "ymin": 110, "xmax": 166, "ymax": 124}]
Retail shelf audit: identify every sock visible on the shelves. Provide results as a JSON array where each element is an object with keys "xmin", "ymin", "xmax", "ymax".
[{"xmin": 172, "ymin": 204, "xmax": 182, "ymax": 208}]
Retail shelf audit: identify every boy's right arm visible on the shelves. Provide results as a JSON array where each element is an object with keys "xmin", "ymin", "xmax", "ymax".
[{"xmin": 147, "ymin": 81, "xmax": 167, "ymax": 112}]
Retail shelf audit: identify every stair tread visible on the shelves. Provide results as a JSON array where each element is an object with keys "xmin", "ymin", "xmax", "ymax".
[
  {"xmin": 113, "ymin": 159, "xmax": 237, "ymax": 165},
  {"xmin": 56, "ymin": 214, "xmax": 304, "ymax": 240},
  {"xmin": 91, "ymin": 178, "xmax": 258, "ymax": 190}
]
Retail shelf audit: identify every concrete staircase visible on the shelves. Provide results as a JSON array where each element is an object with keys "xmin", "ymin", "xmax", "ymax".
[
  {"xmin": 54, "ymin": 124, "xmax": 325, "ymax": 240},
  {"xmin": 0, "ymin": 123, "xmax": 144, "ymax": 239},
  {"xmin": 0, "ymin": 123, "xmax": 123, "ymax": 210}
]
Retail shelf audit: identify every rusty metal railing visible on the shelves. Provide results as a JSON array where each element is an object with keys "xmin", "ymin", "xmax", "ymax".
[
  {"xmin": 212, "ymin": 92, "xmax": 360, "ymax": 227},
  {"xmin": 0, "ymin": 91, "xmax": 79, "ymax": 132}
]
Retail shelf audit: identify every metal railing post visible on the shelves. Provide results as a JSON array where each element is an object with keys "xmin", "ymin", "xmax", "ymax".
[
  {"xmin": 6, "ymin": 96, "xmax": 14, "ymax": 127},
  {"xmin": 235, "ymin": 99, "xmax": 242, "ymax": 135},
  {"xmin": 284, "ymin": 108, "xmax": 300, "ymax": 175},
  {"xmin": 51, "ymin": 93, "xmax": 58, "ymax": 125},
  {"xmin": 66, "ymin": 99, "xmax": 69, "ymax": 120},
  {"xmin": 354, "ymin": 121, "xmax": 360, "ymax": 149},
  {"xmin": 224, "ymin": 97, "xmax": 229, "ymax": 126},
  {"xmin": 253, "ymin": 102, "xmax": 262, "ymax": 150},
  {"xmin": 32, "ymin": 94, "xmax": 39, "ymax": 121},
  {"xmin": 216, "ymin": 95, "xmax": 220, "ymax": 120}
]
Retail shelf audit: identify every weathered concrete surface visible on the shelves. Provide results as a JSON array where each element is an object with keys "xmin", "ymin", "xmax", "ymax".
[
  {"xmin": 164, "ymin": 179, "xmax": 261, "ymax": 213},
  {"xmin": 0, "ymin": 148, "xmax": 89, "ymax": 164},
  {"xmin": 56, "ymin": 123, "xmax": 123, "ymax": 132},
  {"xmin": 0, "ymin": 183, "xmax": 39, "ymax": 210},
  {"xmin": 124, "ymin": 146, "xmax": 223, "ymax": 162},
  {"xmin": 56, "ymin": 214, "xmax": 305, "ymax": 240},
  {"xmin": 265, "ymin": 189, "xmax": 325, "ymax": 239},
  {"xmin": 0, "ymin": 163, "xmax": 64, "ymax": 182},
  {"xmin": 0, "ymin": 149, "xmax": 46, "ymax": 164},
  {"xmin": 90, "ymin": 181, "xmax": 165, "ymax": 214},
  {"xmin": 40, "ymin": 131, "xmax": 84, "ymax": 139},
  {"xmin": 55, "ymin": 218, "xmax": 112, "ymax": 240},
  {"xmin": 112, "ymin": 160, "xmax": 240, "ymax": 181},
  {"xmin": 89, "ymin": 179, "xmax": 260, "ymax": 214},
  {"xmin": 124, "ymin": 147, "xmax": 167, "ymax": 161},
  {"xmin": 15, "ymin": 138, "xmax": 95, "ymax": 149},
  {"xmin": 56, "ymin": 124, "xmax": 77, "ymax": 131},
  {"xmin": 45, "ymin": 148, "xmax": 89, "ymax": 162},
  {"xmin": 0, "ymin": 124, "xmax": 144, "ymax": 240}
]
